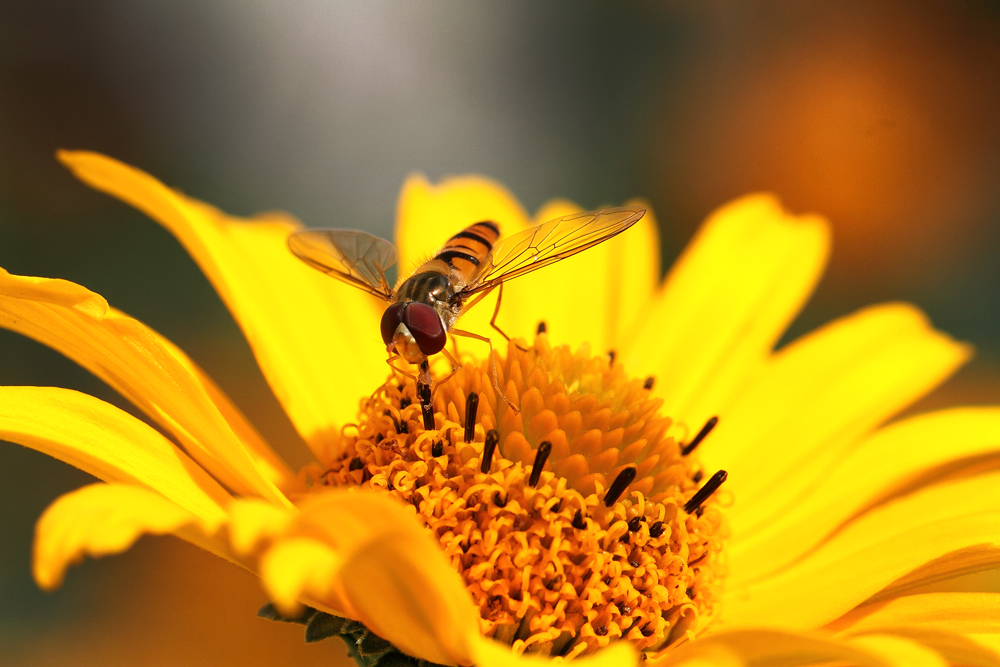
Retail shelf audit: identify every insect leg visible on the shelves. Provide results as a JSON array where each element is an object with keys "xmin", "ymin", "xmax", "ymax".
[
  {"xmin": 430, "ymin": 346, "xmax": 463, "ymax": 393},
  {"xmin": 487, "ymin": 282, "xmax": 527, "ymax": 351},
  {"xmin": 450, "ymin": 327, "xmax": 520, "ymax": 414}
]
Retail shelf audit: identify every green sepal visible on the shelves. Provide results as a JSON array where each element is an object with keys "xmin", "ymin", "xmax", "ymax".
[
  {"xmin": 257, "ymin": 602, "xmax": 316, "ymax": 625},
  {"xmin": 306, "ymin": 612, "xmax": 348, "ymax": 643},
  {"xmin": 357, "ymin": 631, "xmax": 393, "ymax": 657}
]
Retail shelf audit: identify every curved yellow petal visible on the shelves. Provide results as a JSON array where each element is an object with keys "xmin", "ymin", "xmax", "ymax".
[
  {"xmin": 58, "ymin": 150, "xmax": 385, "ymax": 457},
  {"xmin": 661, "ymin": 629, "xmax": 894, "ymax": 667},
  {"xmin": 722, "ymin": 471, "xmax": 1000, "ymax": 629},
  {"xmin": 260, "ymin": 536, "xmax": 344, "ymax": 615},
  {"xmin": 621, "ymin": 194, "xmax": 830, "ymax": 434},
  {"xmin": 0, "ymin": 386, "xmax": 231, "ymax": 522},
  {"xmin": 0, "ymin": 268, "xmax": 292, "ymax": 504},
  {"xmin": 847, "ymin": 634, "xmax": 948, "ymax": 667},
  {"xmin": 716, "ymin": 303, "xmax": 970, "ymax": 539},
  {"xmin": 472, "ymin": 635, "xmax": 638, "ymax": 667},
  {"xmin": 831, "ymin": 593, "xmax": 1000, "ymax": 635},
  {"xmin": 261, "ymin": 489, "xmax": 481, "ymax": 666},
  {"xmin": 500, "ymin": 199, "xmax": 661, "ymax": 354},
  {"xmin": 227, "ymin": 498, "xmax": 295, "ymax": 557},
  {"xmin": 729, "ymin": 407, "xmax": 1000, "ymax": 584},
  {"xmin": 880, "ymin": 546, "xmax": 1000, "ymax": 601},
  {"xmin": 852, "ymin": 629, "xmax": 1000, "ymax": 667},
  {"xmin": 34, "ymin": 483, "xmax": 218, "ymax": 590}
]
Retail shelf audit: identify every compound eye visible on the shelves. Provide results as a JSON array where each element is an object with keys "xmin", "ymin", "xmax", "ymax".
[
  {"xmin": 380, "ymin": 302, "xmax": 407, "ymax": 346},
  {"xmin": 402, "ymin": 302, "xmax": 447, "ymax": 355}
]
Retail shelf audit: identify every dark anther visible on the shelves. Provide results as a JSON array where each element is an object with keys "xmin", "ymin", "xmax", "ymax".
[
  {"xmin": 604, "ymin": 466, "xmax": 637, "ymax": 506},
  {"xmin": 418, "ymin": 381, "xmax": 434, "ymax": 431},
  {"xmin": 481, "ymin": 429, "xmax": 500, "ymax": 474},
  {"xmin": 681, "ymin": 416, "xmax": 719, "ymax": 456},
  {"xmin": 550, "ymin": 499, "xmax": 562, "ymax": 514},
  {"xmin": 692, "ymin": 470, "xmax": 703, "ymax": 483},
  {"xmin": 627, "ymin": 516, "xmax": 642, "ymax": 532},
  {"xmin": 696, "ymin": 506, "xmax": 705, "ymax": 517},
  {"xmin": 684, "ymin": 469, "xmax": 728, "ymax": 514},
  {"xmin": 643, "ymin": 376, "xmax": 655, "ymax": 390},
  {"xmin": 629, "ymin": 555, "xmax": 640, "ymax": 567},
  {"xmin": 602, "ymin": 576, "xmax": 612, "ymax": 585},
  {"xmin": 348, "ymin": 457, "xmax": 364, "ymax": 471},
  {"xmin": 572, "ymin": 509, "xmax": 587, "ymax": 530},
  {"xmin": 649, "ymin": 521, "xmax": 665, "ymax": 538},
  {"xmin": 431, "ymin": 440, "xmax": 443, "ymax": 457},
  {"xmin": 528, "ymin": 441, "xmax": 552, "ymax": 487},
  {"xmin": 686, "ymin": 586, "xmax": 696, "ymax": 599},
  {"xmin": 595, "ymin": 626, "xmax": 608, "ymax": 637},
  {"xmin": 619, "ymin": 532, "xmax": 631, "ymax": 543},
  {"xmin": 399, "ymin": 396, "xmax": 411, "ymax": 409},
  {"xmin": 545, "ymin": 574, "xmax": 563, "ymax": 591},
  {"xmin": 607, "ymin": 350, "xmax": 616, "ymax": 365},
  {"xmin": 493, "ymin": 491, "xmax": 507, "ymax": 507},
  {"xmin": 537, "ymin": 321, "xmax": 547, "ymax": 334},
  {"xmin": 464, "ymin": 392, "xmax": 479, "ymax": 443},
  {"xmin": 616, "ymin": 602, "xmax": 632, "ymax": 615}
]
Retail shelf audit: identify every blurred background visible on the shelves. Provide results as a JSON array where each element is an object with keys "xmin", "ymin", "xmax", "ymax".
[{"xmin": 1, "ymin": 1, "xmax": 998, "ymax": 665}]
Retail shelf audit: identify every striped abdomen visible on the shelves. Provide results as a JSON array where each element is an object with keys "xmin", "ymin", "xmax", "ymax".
[{"xmin": 433, "ymin": 220, "xmax": 500, "ymax": 280}]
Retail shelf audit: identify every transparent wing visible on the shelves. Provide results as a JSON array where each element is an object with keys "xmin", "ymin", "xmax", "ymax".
[
  {"xmin": 287, "ymin": 229, "xmax": 397, "ymax": 300},
  {"xmin": 461, "ymin": 206, "xmax": 645, "ymax": 295}
]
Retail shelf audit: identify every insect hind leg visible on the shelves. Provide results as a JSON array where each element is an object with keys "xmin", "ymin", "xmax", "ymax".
[{"xmin": 450, "ymin": 327, "xmax": 520, "ymax": 414}]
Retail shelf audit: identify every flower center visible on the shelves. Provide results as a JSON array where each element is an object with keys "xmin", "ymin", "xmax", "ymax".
[{"xmin": 314, "ymin": 332, "xmax": 727, "ymax": 658}]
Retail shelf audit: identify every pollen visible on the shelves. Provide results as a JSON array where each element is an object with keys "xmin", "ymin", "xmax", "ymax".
[{"xmin": 314, "ymin": 333, "xmax": 727, "ymax": 658}]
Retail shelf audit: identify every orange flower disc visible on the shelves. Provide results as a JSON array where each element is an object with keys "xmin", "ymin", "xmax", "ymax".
[{"xmin": 316, "ymin": 332, "xmax": 727, "ymax": 658}]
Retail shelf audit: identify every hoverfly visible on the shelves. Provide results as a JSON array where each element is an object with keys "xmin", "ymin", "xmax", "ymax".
[{"xmin": 287, "ymin": 206, "xmax": 645, "ymax": 425}]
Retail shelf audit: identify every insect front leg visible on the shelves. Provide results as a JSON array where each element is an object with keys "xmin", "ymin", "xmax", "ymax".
[{"xmin": 450, "ymin": 327, "xmax": 520, "ymax": 414}]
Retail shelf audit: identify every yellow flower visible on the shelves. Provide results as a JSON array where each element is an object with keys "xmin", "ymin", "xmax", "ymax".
[{"xmin": 3, "ymin": 149, "xmax": 1000, "ymax": 667}]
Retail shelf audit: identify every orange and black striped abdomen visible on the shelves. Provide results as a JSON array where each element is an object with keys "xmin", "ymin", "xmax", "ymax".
[{"xmin": 434, "ymin": 221, "xmax": 500, "ymax": 279}]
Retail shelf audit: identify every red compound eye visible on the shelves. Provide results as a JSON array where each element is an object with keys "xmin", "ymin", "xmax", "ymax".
[
  {"xmin": 402, "ymin": 302, "xmax": 447, "ymax": 355},
  {"xmin": 380, "ymin": 302, "xmax": 406, "ymax": 346}
]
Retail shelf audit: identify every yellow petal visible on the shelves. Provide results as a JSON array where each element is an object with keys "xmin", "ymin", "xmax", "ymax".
[
  {"xmin": 831, "ymin": 593, "xmax": 1000, "ymax": 635},
  {"xmin": 58, "ymin": 150, "xmax": 385, "ymax": 456},
  {"xmin": 870, "ymin": 630, "xmax": 1000, "ymax": 667},
  {"xmin": 881, "ymin": 546, "xmax": 1000, "ymax": 600},
  {"xmin": 659, "ymin": 629, "xmax": 894, "ymax": 667},
  {"xmin": 33, "ymin": 483, "xmax": 218, "ymax": 590},
  {"xmin": 0, "ymin": 268, "xmax": 292, "ymax": 505},
  {"xmin": 0, "ymin": 386, "xmax": 230, "ymax": 523},
  {"xmin": 227, "ymin": 498, "xmax": 295, "ymax": 557},
  {"xmin": 260, "ymin": 536, "xmax": 344, "ymax": 615},
  {"xmin": 264, "ymin": 489, "xmax": 482, "ymax": 666},
  {"xmin": 729, "ymin": 407, "xmax": 1000, "ymax": 583},
  {"xmin": 472, "ymin": 635, "xmax": 638, "ymax": 667},
  {"xmin": 722, "ymin": 471, "xmax": 1000, "ymax": 629},
  {"xmin": 621, "ymin": 194, "xmax": 830, "ymax": 433},
  {"xmin": 716, "ymin": 303, "xmax": 970, "ymax": 539},
  {"xmin": 847, "ymin": 634, "xmax": 948, "ymax": 667},
  {"xmin": 500, "ymin": 199, "xmax": 661, "ymax": 354}
]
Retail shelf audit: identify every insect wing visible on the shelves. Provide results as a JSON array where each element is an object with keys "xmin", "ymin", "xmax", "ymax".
[
  {"xmin": 462, "ymin": 206, "xmax": 645, "ymax": 295},
  {"xmin": 287, "ymin": 229, "xmax": 397, "ymax": 300}
]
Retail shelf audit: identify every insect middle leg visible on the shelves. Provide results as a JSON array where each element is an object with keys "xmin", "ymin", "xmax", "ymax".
[
  {"xmin": 460, "ymin": 282, "xmax": 527, "ymax": 351},
  {"xmin": 450, "ymin": 327, "xmax": 520, "ymax": 414}
]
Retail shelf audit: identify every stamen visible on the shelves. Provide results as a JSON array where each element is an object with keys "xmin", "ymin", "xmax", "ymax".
[
  {"xmin": 643, "ymin": 376, "xmax": 655, "ymax": 390},
  {"xmin": 607, "ymin": 350, "xmax": 616, "ymax": 365},
  {"xmin": 572, "ymin": 509, "xmax": 587, "ymax": 529},
  {"xmin": 418, "ymin": 381, "xmax": 434, "ymax": 431},
  {"xmin": 692, "ymin": 470, "xmax": 703, "ymax": 483},
  {"xmin": 493, "ymin": 491, "xmax": 507, "ymax": 507},
  {"xmin": 627, "ymin": 516, "xmax": 642, "ymax": 532},
  {"xmin": 464, "ymin": 392, "xmax": 479, "ymax": 442},
  {"xmin": 348, "ymin": 457, "xmax": 363, "ymax": 471},
  {"xmin": 431, "ymin": 440, "xmax": 443, "ymax": 457},
  {"xmin": 683, "ymin": 470, "xmax": 728, "ymax": 514},
  {"xmin": 649, "ymin": 521, "xmax": 665, "ymax": 538},
  {"xmin": 604, "ymin": 466, "xmax": 637, "ymax": 506},
  {"xmin": 681, "ymin": 416, "xmax": 718, "ymax": 456},
  {"xmin": 481, "ymin": 429, "xmax": 500, "ymax": 474},
  {"xmin": 536, "ymin": 321, "xmax": 547, "ymax": 334},
  {"xmin": 528, "ymin": 441, "xmax": 552, "ymax": 487}
]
